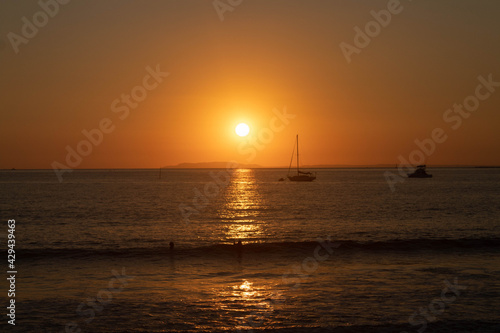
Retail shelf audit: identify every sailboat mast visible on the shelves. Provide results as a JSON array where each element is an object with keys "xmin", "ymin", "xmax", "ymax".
[{"xmin": 296, "ymin": 134, "xmax": 299, "ymax": 175}]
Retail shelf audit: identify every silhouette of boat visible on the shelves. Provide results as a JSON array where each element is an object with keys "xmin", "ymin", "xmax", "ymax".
[
  {"xmin": 286, "ymin": 135, "xmax": 316, "ymax": 182},
  {"xmin": 407, "ymin": 165, "xmax": 432, "ymax": 178}
]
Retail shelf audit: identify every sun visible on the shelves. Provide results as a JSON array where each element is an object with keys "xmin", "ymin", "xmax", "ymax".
[{"xmin": 235, "ymin": 123, "xmax": 250, "ymax": 137}]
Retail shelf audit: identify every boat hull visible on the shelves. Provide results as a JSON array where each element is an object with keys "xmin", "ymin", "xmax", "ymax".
[
  {"xmin": 288, "ymin": 175, "xmax": 316, "ymax": 182},
  {"xmin": 407, "ymin": 174, "xmax": 432, "ymax": 178}
]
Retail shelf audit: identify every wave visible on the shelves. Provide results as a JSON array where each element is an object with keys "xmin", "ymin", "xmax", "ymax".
[
  {"xmin": 233, "ymin": 320, "xmax": 500, "ymax": 333},
  {"xmin": 230, "ymin": 320, "xmax": 500, "ymax": 333},
  {"xmin": 13, "ymin": 237, "xmax": 500, "ymax": 260}
]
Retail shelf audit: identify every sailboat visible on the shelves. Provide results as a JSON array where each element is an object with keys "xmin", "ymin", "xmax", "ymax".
[
  {"xmin": 407, "ymin": 165, "xmax": 432, "ymax": 178},
  {"xmin": 287, "ymin": 135, "xmax": 316, "ymax": 182}
]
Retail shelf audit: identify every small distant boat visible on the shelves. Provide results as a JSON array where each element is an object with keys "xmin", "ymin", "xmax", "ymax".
[
  {"xmin": 286, "ymin": 135, "xmax": 316, "ymax": 182},
  {"xmin": 407, "ymin": 165, "xmax": 432, "ymax": 178}
]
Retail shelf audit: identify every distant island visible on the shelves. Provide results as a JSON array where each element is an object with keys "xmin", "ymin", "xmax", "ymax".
[
  {"xmin": 163, "ymin": 162, "xmax": 396, "ymax": 169},
  {"xmin": 164, "ymin": 162, "xmax": 262, "ymax": 169}
]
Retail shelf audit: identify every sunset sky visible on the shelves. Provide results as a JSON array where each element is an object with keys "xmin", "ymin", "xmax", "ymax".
[{"xmin": 1, "ymin": 0, "xmax": 499, "ymax": 169}]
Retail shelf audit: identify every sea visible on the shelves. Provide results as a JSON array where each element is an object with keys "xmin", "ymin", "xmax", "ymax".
[{"xmin": 1, "ymin": 168, "xmax": 499, "ymax": 332}]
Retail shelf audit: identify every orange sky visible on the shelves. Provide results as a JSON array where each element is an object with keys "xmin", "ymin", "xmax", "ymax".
[{"xmin": 1, "ymin": 0, "xmax": 499, "ymax": 169}]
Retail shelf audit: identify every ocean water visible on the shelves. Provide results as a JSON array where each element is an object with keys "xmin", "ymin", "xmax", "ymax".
[{"xmin": 1, "ymin": 168, "xmax": 500, "ymax": 332}]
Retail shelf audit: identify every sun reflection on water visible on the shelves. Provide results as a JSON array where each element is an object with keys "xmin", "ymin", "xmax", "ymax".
[
  {"xmin": 217, "ymin": 169, "xmax": 267, "ymax": 243},
  {"xmin": 234, "ymin": 280, "xmax": 254, "ymax": 297},
  {"xmin": 207, "ymin": 279, "xmax": 276, "ymax": 331}
]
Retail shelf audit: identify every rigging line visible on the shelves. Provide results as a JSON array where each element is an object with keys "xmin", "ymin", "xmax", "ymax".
[{"xmin": 287, "ymin": 137, "xmax": 297, "ymax": 176}]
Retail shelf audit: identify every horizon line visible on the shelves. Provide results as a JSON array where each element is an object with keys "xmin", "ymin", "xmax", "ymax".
[{"xmin": 3, "ymin": 165, "xmax": 500, "ymax": 171}]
